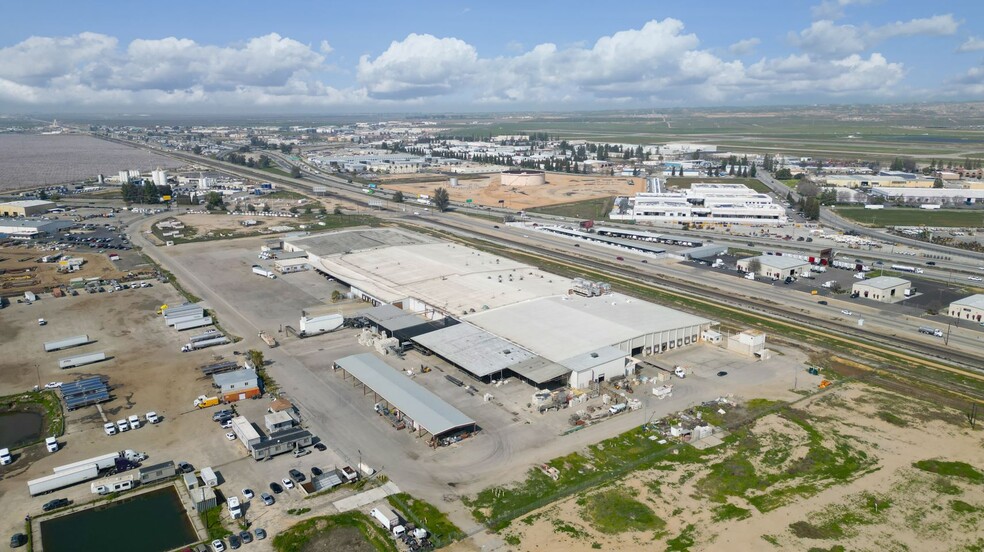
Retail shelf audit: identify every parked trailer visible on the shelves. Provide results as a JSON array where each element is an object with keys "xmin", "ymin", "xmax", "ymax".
[
  {"xmin": 251, "ymin": 265, "xmax": 277, "ymax": 279},
  {"xmin": 44, "ymin": 335, "xmax": 91, "ymax": 352},
  {"xmin": 259, "ymin": 331, "xmax": 278, "ymax": 348},
  {"xmin": 58, "ymin": 351, "xmax": 107, "ymax": 369},
  {"xmin": 201, "ymin": 361, "xmax": 239, "ymax": 376},
  {"xmin": 29, "ymin": 463, "xmax": 99, "ymax": 496},
  {"xmin": 53, "ymin": 450, "xmax": 140, "ymax": 474},
  {"xmin": 174, "ymin": 316, "xmax": 213, "ymax": 331},
  {"xmin": 161, "ymin": 303, "xmax": 199, "ymax": 317},
  {"xmin": 189, "ymin": 330, "xmax": 222, "ymax": 344},
  {"xmin": 299, "ymin": 313, "xmax": 344, "ymax": 336},
  {"xmin": 165, "ymin": 311, "xmax": 205, "ymax": 326},
  {"xmin": 91, "ymin": 473, "xmax": 135, "ymax": 495},
  {"xmin": 181, "ymin": 336, "xmax": 230, "ymax": 352},
  {"xmin": 370, "ymin": 506, "xmax": 400, "ymax": 530}
]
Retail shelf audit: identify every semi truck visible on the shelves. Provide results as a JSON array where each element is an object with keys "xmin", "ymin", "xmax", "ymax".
[
  {"xmin": 251, "ymin": 265, "xmax": 276, "ymax": 279},
  {"xmin": 53, "ymin": 450, "xmax": 143, "ymax": 474},
  {"xmin": 891, "ymin": 264, "xmax": 924, "ymax": 274},
  {"xmin": 29, "ymin": 464, "xmax": 100, "ymax": 496},
  {"xmin": 194, "ymin": 395, "xmax": 220, "ymax": 408},
  {"xmin": 181, "ymin": 336, "xmax": 230, "ymax": 352},
  {"xmin": 918, "ymin": 327, "xmax": 944, "ymax": 337},
  {"xmin": 189, "ymin": 330, "xmax": 222, "ymax": 343}
]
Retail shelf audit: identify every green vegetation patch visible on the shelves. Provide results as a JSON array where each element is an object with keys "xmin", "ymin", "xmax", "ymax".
[
  {"xmin": 263, "ymin": 190, "xmax": 307, "ymax": 200},
  {"xmin": 789, "ymin": 492, "xmax": 892, "ymax": 541},
  {"xmin": 951, "ymin": 500, "xmax": 979, "ymax": 513},
  {"xmin": 913, "ymin": 460, "xmax": 983, "ymax": 482},
  {"xmin": 200, "ymin": 506, "xmax": 233, "ymax": 540},
  {"xmin": 272, "ymin": 512, "xmax": 397, "ymax": 552},
  {"xmin": 833, "ymin": 207, "xmax": 984, "ymax": 228},
  {"xmin": 582, "ymin": 488, "xmax": 665, "ymax": 534},
  {"xmin": 552, "ymin": 519, "xmax": 590, "ymax": 539},
  {"xmin": 712, "ymin": 503, "xmax": 753, "ymax": 522},
  {"xmin": 876, "ymin": 410, "xmax": 908, "ymax": 427},
  {"xmin": 528, "ymin": 196, "xmax": 616, "ymax": 220},
  {"xmin": 665, "ymin": 523, "xmax": 697, "ymax": 552},
  {"xmin": 387, "ymin": 492, "xmax": 465, "ymax": 546}
]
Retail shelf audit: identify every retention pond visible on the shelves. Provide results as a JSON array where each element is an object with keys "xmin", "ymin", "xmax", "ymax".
[
  {"xmin": 0, "ymin": 411, "xmax": 43, "ymax": 449},
  {"xmin": 39, "ymin": 486, "xmax": 197, "ymax": 552}
]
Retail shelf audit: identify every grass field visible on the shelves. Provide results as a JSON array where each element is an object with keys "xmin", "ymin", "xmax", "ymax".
[
  {"xmin": 833, "ymin": 207, "xmax": 984, "ymax": 228},
  {"xmin": 272, "ymin": 512, "xmax": 397, "ymax": 552},
  {"xmin": 387, "ymin": 493, "xmax": 465, "ymax": 546},
  {"xmin": 528, "ymin": 196, "xmax": 615, "ymax": 220}
]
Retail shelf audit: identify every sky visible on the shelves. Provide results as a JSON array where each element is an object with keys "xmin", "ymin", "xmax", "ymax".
[{"xmin": 0, "ymin": 0, "xmax": 982, "ymax": 114}]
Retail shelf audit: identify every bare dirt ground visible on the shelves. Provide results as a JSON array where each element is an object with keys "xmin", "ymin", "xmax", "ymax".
[
  {"xmin": 0, "ymin": 247, "xmax": 127, "ymax": 294},
  {"xmin": 474, "ymin": 383, "xmax": 983, "ymax": 552},
  {"xmin": 380, "ymin": 173, "xmax": 643, "ymax": 210},
  {"xmin": 300, "ymin": 525, "xmax": 377, "ymax": 552}
]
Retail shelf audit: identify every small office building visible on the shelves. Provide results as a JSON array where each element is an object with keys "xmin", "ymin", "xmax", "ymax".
[
  {"xmin": 948, "ymin": 294, "xmax": 984, "ymax": 322},
  {"xmin": 852, "ymin": 276, "xmax": 911, "ymax": 303},
  {"xmin": 736, "ymin": 255, "xmax": 811, "ymax": 280}
]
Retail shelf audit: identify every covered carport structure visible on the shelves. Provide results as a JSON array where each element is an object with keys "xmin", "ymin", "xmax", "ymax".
[{"xmin": 332, "ymin": 353, "xmax": 478, "ymax": 447}]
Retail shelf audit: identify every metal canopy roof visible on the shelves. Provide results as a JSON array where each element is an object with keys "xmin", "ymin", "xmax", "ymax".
[
  {"xmin": 411, "ymin": 322, "xmax": 536, "ymax": 378},
  {"xmin": 335, "ymin": 353, "xmax": 475, "ymax": 436}
]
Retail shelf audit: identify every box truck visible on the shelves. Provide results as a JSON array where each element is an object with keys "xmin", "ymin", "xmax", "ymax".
[{"xmin": 251, "ymin": 265, "xmax": 276, "ymax": 279}]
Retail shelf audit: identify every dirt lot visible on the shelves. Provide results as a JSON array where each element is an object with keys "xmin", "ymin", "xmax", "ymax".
[
  {"xmin": 477, "ymin": 382, "xmax": 984, "ymax": 552},
  {"xmin": 0, "ymin": 247, "xmax": 127, "ymax": 296},
  {"xmin": 380, "ymin": 172, "xmax": 643, "ymax": 210}
]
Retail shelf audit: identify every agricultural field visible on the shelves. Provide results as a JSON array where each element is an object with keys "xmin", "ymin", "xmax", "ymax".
[
  {"xmin": 528, "ymin": 196, "xmax": 616, "ymax": 220},
  {"xmin": 0, "ymin": 134, "xmax": 183, "ymax": 190},
  {"xmin": 455, "ymin": 383, "xmax": 983, "ymax": 552},
  {"xmin": 833, "ymin": 207, "xmax": 984, "ymax": 228}
]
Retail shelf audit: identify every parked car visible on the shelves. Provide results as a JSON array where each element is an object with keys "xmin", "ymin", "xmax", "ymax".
[
  {"xmin": 211, "ymin": 539, "xmax": 225, "ymax": 552},
  {"xmin": 9, "ymin": 533, "xmax": 27, "ymax": 548},
  {"xmin": 228, "ymin": 534, "xmax": 240, "ymax": 549},
  {"xmin": 225, "ymin": 432, "xmax": 236, "ymax": 441},
  {"xmin": 239, "ymin": 531, "xmax": 252, "ymax": 544},
  {"xmin": 177, "ymin": 461, "xmax": 194, "ymax": 473},
  {"xmin": 242, "ymin": 488, "xmax": 254, "ymax": 500},
  {"xmin": 288, "ymin": 469, "xmax": 305, "ymax": 482},
  {"xmin": 254, "ymin": 528, "xmax": 267, "ymax": 540},
  {"xmin": 42, "ymin": 498, "xmax": 70, "ymax": 512},
  {"xmin": 282, "ymin": 478, "xmax": 294, "ymax": 489},
  {"xmin": 261, "ymin": 492, "xmax": 275, "ymax": 505},
  {"xmin": 313, "ymin": 442, "xmax": 327, "ymax": 452},
  {"xmin": 269, "ymin": 482, "xmax": 282, "ymax": 494},
  {"xmin": 311, "ymin": 467, "xmax": 323, "ymax": 477}
]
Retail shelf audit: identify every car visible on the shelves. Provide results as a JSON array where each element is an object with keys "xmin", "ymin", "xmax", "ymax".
[
  {"xmin": 9, "ymin": 533, "xmax": 27, "ymax": 548},
  {"xmin": 269, "ymin": 482, "xmax": 282, "ymax": 494},
  {"xmin": 492, "ymin": 225, "xmax": 499, "ymax": 229},
  {"xmin": 225, "ymin": 432, "xmax": 237, "ymax": 441},
  {"xmin": 293, "ymin": 447, "xmax": 311, "ymax": 458},
  {"xmin": 841, "ymin": 310, "xmax": 853, "ymax": 316},
  {"xmin": 228, "ymin": 534, "xmax": 240, "ymax": 549},
  {"xmin": 311, "ymin": 466, "xmax": 323, "ymax": 477},
  {"xmin": 211, "ymin": 539, "xmax": 225, "ymax": 552},
  {"xmin": 220, "ymin": 419, "xmax": 233, "ymax": 429},
  {"xmin": 969, "ymin": 276, "xmax": 983, "ymax": 282},
  {"xmin": 313, "ymin": 442, "xmax": 327, "ymax": 452},
  {"xmin": 178, "ymin": 461, "xmax": 194, "ymax": 473},
  {"xmin": 616, "ymin": 256, "xmax": 624, "ymax": 261},
  {"xmin": 254, "ymin": 528, "xmax": 267, "ymax": 540},
  {"xmin": 874, "ymin": 261, "xmax": 884, "ymax": 265},
  {"xmin": 260, "ymin": 492, "xmax": 275, "ymax": 506},
  {"xmin": 289, "ymin": 469, "xmax": 305, "ymax": 482},
  {"xmin": 716, "ymin": 371, "xmax": 728, "ymax": 377},
  {"xmin": 239, "ymin": 530, "xmax": 252, "ymax": 544},
  {"xmin": 38, "ymin": 318, "xmax": 47, "ymax": 326},
  {"xmin": 212, "ymin": 410, "xmax": 233, "ymax": 421},
  {"xmin": 817, "ymin": 300, "xmax": 828, "ymax": 305},
  {"xmin": 42, "ymin": 498, "xmax": 70, "ymax": 512},
  {"xmin": 926, "ymin": 261, "xmax": 936, "ymax": 266},
  {"xmin": 282, "ymin": 478, "xmax": 294, "ymax": 489},
  {"xmin": 44, "ymin": 381, "xmax": 62, "ymax": 389},
  {"xmin": 242, "ymin": 488, "xmax": 254, "ymax": 500}
]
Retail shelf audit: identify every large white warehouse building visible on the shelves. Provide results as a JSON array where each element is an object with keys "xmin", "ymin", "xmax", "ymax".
[
  {"xmin": 612, "ymin": 183, "xmax": 788, "ymax": 225},
  {"xmin": 285, "ymin": 228, "xmax": 716, "ymax": 388}
]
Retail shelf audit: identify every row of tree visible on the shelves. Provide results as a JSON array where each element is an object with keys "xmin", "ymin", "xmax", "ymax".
[{"xmin": 121, "ymin": 181, "xmax": 173, "ymax": 204}]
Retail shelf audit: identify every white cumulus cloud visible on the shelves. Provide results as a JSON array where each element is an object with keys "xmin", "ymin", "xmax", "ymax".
[
  {"xmin": 957, "ymin": 37, "xmax": 984, "ymax": 52},
  {"xmin": 792, "ymin": 14, "xmax": 960, "ymax": 57},
  {"xmin": 729, "ymin": 38, "xmax": 761, "ymax": 56}
]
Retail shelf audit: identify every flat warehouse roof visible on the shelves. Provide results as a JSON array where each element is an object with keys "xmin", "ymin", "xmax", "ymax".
[
  {"xmin": 335, "ymin": 353, "xmax": 475, "ymax": 436},
  {"xmin": 286, "ymin": 228, "xmax": 431, "ymax": 256},
  {"xmin": 360, "ymin": 304, "xmax": 432, "ymax": 332},
  {"xmin": 951, "ymin": 294, "xmax": 984, "ymax": 309},
  {"xmin": 412, "ymin": 322, "xmax": 537, "ymax": 378},
  {"xmin": 465, "ymin": 293, "xmax": 712, "ymax": 360},
  {"xmin": 854, "ymin": 276, "xmax": 910, "ymax": 289},
  {"xmin": 751, "ymin": 255, "xmax": 810, "ymax": 269}
]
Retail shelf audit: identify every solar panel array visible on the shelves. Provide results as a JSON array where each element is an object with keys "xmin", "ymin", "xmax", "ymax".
[
  {"xmin": 61, "ymin": 376, "xmax": 111, "ymax": 410},
  {"xmin": 201, "ymin": 361, "xmax": 239, "ymax": 376}
]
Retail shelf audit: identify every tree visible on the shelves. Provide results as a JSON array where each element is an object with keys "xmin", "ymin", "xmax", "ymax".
[
  {"xmin": 749, "ymin": 164, "xmax": 757, "ymax": 177},
  {"xmin": 38, "ymin": 190, "xmax": 49, "ymax": 200},
  {"xmin": 246, "ymin": 203, "xmax": 256, "ymax": 212},
  {"xmin": 205, "ymin": 191, "xmax": 224, "ymax": 211},
  {"xmin": 333, "ymin": 205, "xmax": 343, "ymax": 215},
  {"xmin": 933, "ymin": 176, "xmax": 944, "ymax": 188},
  {"xmin": 392, "ymin": 190, "xmax": 404, "ymax": 203},
  {"xmin": 775, "ymin": 168, "xmax": 793, "ymax": 179},
  {"xmin": 192, "ymin": 145, "xmax": 202, "ymax": 155},
  {"xmin": 289, "ymin": 206, "xmax": 299, "ymax": 214},
  {"xmin": 797, "ymin": 180, "xmax": 820, "ymax": 197},
  {"xmin": 246, "ymin": 349, "xmax": 264, "ymax": 370},
  {"xmin": 304, "ymin": 206, "xmax": 312, "ymax": 215},
  {"xmin": 746, "ymin": 258, "xmax": 762, "ymax": 275},
  {"xmin": 433, "ymin": 187, "xmax": 450, "ymax": 212},
  {"xmin": 804, "ymin": 197, "xmax": 821, "ymax": 220},
  {"xmin": 331, "ymin": 290, "xmax": 342, "ymax": 303},
  {"xmin": 290, "ymin": 165, "xmax": 301, "ymax": 178}
]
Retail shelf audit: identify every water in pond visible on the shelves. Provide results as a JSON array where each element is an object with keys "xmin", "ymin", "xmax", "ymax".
[
  {"xmin": 40, "ymin": 487, "xmax": 197, "ymax": 552},
  {"xmin": 0, "ymin": 411, "xmax": 43, "ymax": 448}
]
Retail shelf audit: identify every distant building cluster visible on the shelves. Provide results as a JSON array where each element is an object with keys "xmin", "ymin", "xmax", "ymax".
[{"xmin": 611, "ymin": 182, "xmax": 788, "ymax": 226}]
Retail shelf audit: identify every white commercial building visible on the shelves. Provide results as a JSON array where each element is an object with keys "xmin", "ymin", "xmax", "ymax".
[
  {"xmin": 948, "ymin": 294, "xmax": 984, "ymax": 323},
  {"xmin": 851, "ymin": 276, "xmax": 911, "ymax": 303},
  {"xmin": 612, "ymin": 183, "xmax": 788, "ymax": 226},
  {"xmin": 736, "ymin": 255, "xmax": 811, "ymax": 279},
  {"xmin": 0, "ymin": 200, "xmax": 54, "ymax": 217},
  {"xmin": 152, "ymin": 169, "xmax": 168, "ymax": 187},
  {"xmin": 870, "ymin": 187, "xmax": 984, "ymax": 205}
]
